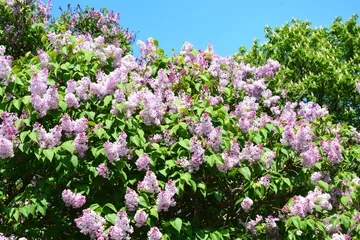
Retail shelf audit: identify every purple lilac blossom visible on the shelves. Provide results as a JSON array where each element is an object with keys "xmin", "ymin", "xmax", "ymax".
[
  {"xmin": 62, "ymin": 189, "xmax": 86, "ymax": 208},
  {"xmin": 124, "ymin": 188, "xmax": 139, "ymax": 211},
  {"xmin": 134, "ymin": 210, "xmax": 148, "ymax": 227},
  {"xmin": 147, "ymin": 227, "xmax": 163, "ymax": 240},
  {"xmin": 96, "ymin": 163, "xmax": 110, "ymax": 178}
]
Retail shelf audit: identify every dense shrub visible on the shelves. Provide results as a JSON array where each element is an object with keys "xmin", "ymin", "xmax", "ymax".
[{"xmin": 1, "ymin": 1, "xmax": 360, "ymax": 239}]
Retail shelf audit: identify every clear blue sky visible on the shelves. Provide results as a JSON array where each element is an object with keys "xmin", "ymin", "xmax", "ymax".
[{"xmin": 50, "ymin": 0, "xmax": 359, "ymax": 57}]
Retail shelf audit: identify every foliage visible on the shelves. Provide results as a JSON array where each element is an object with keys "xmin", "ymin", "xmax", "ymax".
[
  {"xmin": 1, "ymin": 1, "xmax": 360, "ymax": 240},
  {"xmin": 235, "ymin": 15, "xmax": 360, "ymax": 128}
]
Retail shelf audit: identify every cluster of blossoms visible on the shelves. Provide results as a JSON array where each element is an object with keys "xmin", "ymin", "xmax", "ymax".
[
  {"xmin": 137, "ymin": 171, "xmax": 161, "ymax": 193},
  {"xmin": 103, "ymin": 132, "xmax": 129, "ymax": 162},
  {"xmin": 156, "ymin": 180, "xmax": 177, "ymax": 212},
  {"xmin": 356, "ymin": 80, "xmax": 360, "ymax": 94},
  {"xmin": 298, "ymin": 102, "xmax": 328, "ymax": 122},
  {"xmin": 134, "ymin": 210, "xmax": 148, "ymax": 227},
  {"xmin": 29, "ymin": 69, "xmax": 58, "ymax": 117},
  {"xmin": 241, "ymin": 197, "xmax": 254, "ymax": 212},
  {"xmin": 61, "ymin": 189, "xmax": 86, "ymax": 208},
  {"xmin": 74, "ymin": 209, "xmax": 106, "ymax": 238},
  {"xmin": 33, "ymin": 122, "xmax": 62, "ymax": 149},
  {"xmin": 96, "ymin": 163, "xmax": 110, "ymax": 178},
  {"xmin": 285, "ymin": 187, "xmax": 332, "ymax": 218},
  {"xmin": 65, "ymin": 78, "xmax": 91, "ymax": 109},
  {"xmin": 320, "ymin": 138, "xmax": 342, "ymax": 165},
  {"xmin": 60, "ymin": 116, "xmax": 89, "ymax": 157},
  {"xmin": 108, "ymin": 210, "xmax": 133, "ymax": 240},
  {"xmin": 0, "ymin": 45, "xmax": 14, "ymax": 85},
  {"xmin": 135, "ymin": 153, "xmax": 150, "ymax": 171},
  {"xmin": 124, "ymin": 188, "xmax": 139, "ymax": 211}
]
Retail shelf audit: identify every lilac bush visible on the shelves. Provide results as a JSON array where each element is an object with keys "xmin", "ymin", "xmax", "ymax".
[{"xmin": 1, "ymin": 1, "xmax": 360, "ymax": 239}]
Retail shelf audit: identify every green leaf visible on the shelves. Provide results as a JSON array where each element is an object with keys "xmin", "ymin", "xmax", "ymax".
[
  {"xmin": 29, "ymin": 131, "xmax": 38, "ymax": 143},
  {"xmin": 61, "ymin": 140, "xmax": 74, "ymax": 154},
  {"xmin": 71, "ymin": 155, "xmax": 78, "ymax": 168},
  {"xmin": 20, "ymin": 130, "xmax": 30, "ymax": 142},
  {"xmin": 170, "ymin": 218, "xmax": 182, "ymax": 233},
  {"xmin": 198, "ymin": 182, "xmax": 207, "ymax": 197},
  {"xmin": 341, "ymin": 196, "xmax": 350, "ymax": 206},
  {"xmin": 138, "ymin": 194, "xmax": 149, "ymax": 207},
  {"xmin": 150, "ymin": 207, "xmax": 159, "ymax": 219},
  {"xmin": 43, "ymin": 149, "xmax": 54, "ymax": 162},
  {"xmin": 317, "ymin": 180, "xmax": 329, "ymax": 192},
  {"xmin": 103, "ymin": 203, "xmax": 118, "ymax": 213},
  {"xmin": 105, "ymin": 213, "xmax": 117, "ymax": 225},
  {"xmin": 179, "ymin": 139, "xmax": 190, "ymax": 150},
  {"xmin": 282, "ymin": 177, "xmax": 292, "ymax": 191},
  {"xmin": 239, "ymin": 167, "xmax": 251, "ymax": 180}
]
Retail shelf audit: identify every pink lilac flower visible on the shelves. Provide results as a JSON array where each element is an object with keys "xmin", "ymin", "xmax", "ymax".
[
  {"xmin": 103, "ymin": 132, "xmax": 129, "ymax": 162},
  {"xmin": 245, "ymin": 215, "xmax": 263, "ymax": 235},
  {"xmin": 321, "ymin": 138, "xmax": 342, "ymax": 165},
  {"xmin": 73, "ymin": 132, "xmax": 88, "ymax": 158},
  {"xmin": 262, "ymin": 151, "xmax": 276, "ymax": 169},
  {"xmin": 195, "ymin": 113, "xmax": 213, "ymax": 136},
  {"xmin": 137, "ymin": 171, "xmax": 161, "ymax": 193},
  {"xmin": 241, "ymin": 197, "xmax": 254, "ymax": 212},
  {"xmin": 311, "ymin": 171, "xmax": 331, "ymax": 185},
  {"xmin": 134, "ymin": 210, "xmax": 148, "ymax": 227},
  {"xmin": 136, "ymin": 153, "xmax": 150, "ymax": 171},
  {"xmin": 240, "ymin": 141, "xmax": 263, "ymax": 163},
  {"xmin": 33, "ymin": 123, "xmax": 62, "ymax": 149},
  {"xmin": 62, "ymin": 189, "xmax": 86, "ymax": 208},
  {"xmin": 0, "ymin": 45, "xmax": 14, "ymax": 85},
  {"xmin": 97, "ymin": 163, "xmax": 110, "ymax": 178},
  {"xmin": 124, "ymin": 188, "xmax": 139, "ymax": 211},
  {"xmin": 206, "ymin": 126, "xmax": 222, "ymax": 152},
  {"xmin": 0, "ymin": 137, "xmax": 14, "ymax": 159},
  {"xmin": 265, "ymin": 215, "xmax": 279, "ymax": 229},
  {"xmin": 300, "ymin": 144, "xmax": 322, "ymax": 168},
  {"xmin": 37, "ymin": 49, "xmax": 50, "ymax": 69},
  {"xmin": 108, "ymin": 210, "xmax": 133, "ymax": 240},
  {"xmin": 259, "ymin": 175, "xmax": 271, "ymax": 187},
  {"xmin": 217, "ymin": 151, "xmax": 239, "ymax": 172},
  {"xmin": 163, "ymin": 130, "xmax": 176, "ymax": 147},
  {"xmin": 140, "ymin": 89, "xmax": 166, "ymax": 125},
  {"xmin": 331, "ymin": 233, "xmax": 349, "ymax": 240},
  {"xmin": 0, "ymin": 111, "xmax": 19, "ymax": 141},
  {"xmin": 147, "ymin": 227, "xmax": 163, "ymax": 240},
  {"xmin": 156, "ymin": 180, "xmax": 177, "ymax": 212},
  {"xmin": 357, "ymin": 80, "xmax": 360, "ymax": 94},
  {"xmin": 298, "ymin": 102, "xmax": 328, "ymax": 122},
  {"xmin": 323, "ymin": 216, "xmax": 341, "ymax": 235},
  {"xmin": 254, "ymin": 59, "xmax": 280, "ymax": 78}
]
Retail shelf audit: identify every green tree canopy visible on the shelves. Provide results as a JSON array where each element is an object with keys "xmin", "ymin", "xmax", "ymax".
[{"xmin": 235, "ymin": 15, "xmax": 360, "ymax": 128}]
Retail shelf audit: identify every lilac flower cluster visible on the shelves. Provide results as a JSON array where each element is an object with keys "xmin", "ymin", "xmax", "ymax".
[
  {"xmin": 356, "ymin": 80, "xmax": 360, "ymax": 94},
  {"xmin": 137, "ymin": 38, "xmax": 157, "ymax": 62},
  {"xmin": 0, "ymin": 137, "xmax": 14, "ymax": 159},
  {"xmin": 321, "ymin": 138, "xmax": 342, "ymax": 165},
  {"xmin": 103, "ymin": 132, "xmax": 129, "ymax": 162},
  {"xmin": 33, "ymin": 123, "xmax": 62, "ymax": 149},
  {"xmin": 156, "ymin": 180, "xmax": 177, "ymax": 212},
  {"xmin": 108, "ymin": 210, "xmax": 133, "ymax": 240},
  {"xmin": 311, "ymin": 171, "xmax": 331, "ymax": 185},
  {"xmin": 0, "ymin": 45, "xmax": 14, "ymax": 85},
  {"xmin": 134, "ymin": 210, "xmax": 148, "ymax": 227},
  {"xmin": 147, "ymin": 227, "xmax": 163, "ymax": 240},
  {"xmin": 241, "ymin": 197, "xmax": 254, "ymax": 212},
  {"xmin": 37, "ymin": 50, "xmax": 50, "ymax": 69},
  {"xmin": 61, "ymin": 189, "xmax": 86, "ymax": 208},
  {"xmin": 140, "ymin": 89, "xmax": 166, "ymax": 125},
  {"xmin": 29, "ymin": 69, "xmax": 58, "ymax": 117},
  {"xmin": 96, "ymin": 163, "xmax": 110, "ymax": 178},
  {"xmin": 124, "ymin": 188, "xmax": 139, "ymax": 211},
  {"xmin": 74, "ymin": 208, "xmax": 106, "ymax": 239},
  {"xmin": 254, "ymin": 59, "xmax": 280, "ymax": 78},
  {"xmin": 287, "ymin": 187, "xmax": 332, "ymax": 218},
  {"xmin": 240, "ymin": 141, "xmax": 263, "ymax": 163},
  {"xmin": 298, "ymin": 102, "xmax": 328, "ymax": 122},
  {"xmin": 0, "ymin": 112, "xmax": 19, "ymax": 141},
  {"xmin": 137, "ymin": 170, "xmax": 161, "ymax": 193},
  {"xmin": 259, "ymin": 175, "xmax": 271, "ymax": 187},
  {"xmin": 136, "ymin": 153, "xmax": 150, "ymax": 171},
  {"xmin": 65, "ymin": 77, "xmax": 91, "ymax": 109},
  {"xmin": 73, "ymin": 132, "xmax": 88, "ymax": 158},
  {"xmin": 245, "ymin": 215, "xmax": 263, "ymax": 235}
]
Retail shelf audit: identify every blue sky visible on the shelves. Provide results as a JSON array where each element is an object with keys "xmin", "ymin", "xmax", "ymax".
[{"xmin": 50, "ymin": 0, "xmax": 359, "ymax": 57}]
